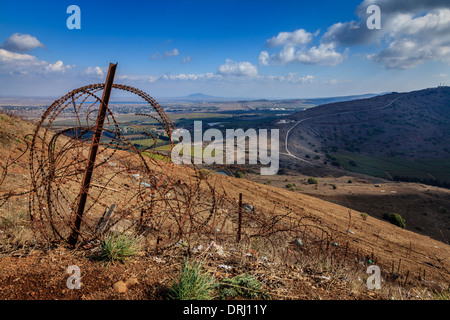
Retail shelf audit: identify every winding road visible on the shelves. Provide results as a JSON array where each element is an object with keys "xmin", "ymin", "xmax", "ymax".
[{"xmin": 282, "ymin": 96, "xmax": 403, "ymax": 163}]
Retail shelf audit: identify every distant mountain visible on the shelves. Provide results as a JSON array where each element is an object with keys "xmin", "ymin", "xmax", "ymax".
[{"xmin": 186, "ymin": 93, "xmax": 218, "ymax": 99}]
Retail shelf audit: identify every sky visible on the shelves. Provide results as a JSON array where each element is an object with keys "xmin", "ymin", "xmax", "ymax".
[{"xmin": 0, "ymin": 0, "xmax": 450, "ymax": 99}]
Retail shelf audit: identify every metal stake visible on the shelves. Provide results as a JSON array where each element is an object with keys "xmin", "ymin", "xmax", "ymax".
[
  {"xmin": 237, "ymin": 193, "xmax": 242, "ymax": 242},
  {"xmin": 68, "ymin": 63, "xmax": 117, "ymax": 247}
]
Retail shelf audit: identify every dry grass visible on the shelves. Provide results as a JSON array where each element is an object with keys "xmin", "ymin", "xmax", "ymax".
[{"xmin": 0, "ymin": 207, "xmax": 35, "ymax": 249}]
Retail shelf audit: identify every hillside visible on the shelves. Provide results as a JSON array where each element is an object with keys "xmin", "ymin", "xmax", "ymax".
[
  {"xmin": 279, "ymin": 87, "xmax": 450, "ymax": 183},
  {"xmin": 1, "ymin": 112, "xmax": 450, "ymax": 300}
]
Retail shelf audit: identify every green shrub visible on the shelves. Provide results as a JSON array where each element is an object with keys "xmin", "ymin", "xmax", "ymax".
[
  {"xmin": 307, "ymin": 177, "xmax": 318, "ymax": 185},
  {"xmin": 286, "ymin": 183, "xmax": 296, "ymax": 190},
  {"xmin": 383, "ymin": 213, "xmax": 406, "ymax": 229},
  {"xmin": 219, "ymin": 274, "xmax": 268, "ymax": 299},
  {"xmin": 360, "ymin": 212, "xmax": 369, "ymax": 221},
  {"xmin": 168, "ymin": 258, "xmax": 217, "ymax": 300},
  {"xmin": 235, "ymin": 171, "xmax": 244, "ymax": 178},
  {"xmin": 98, "ymin": 232, "xmax": 141, "ymax": 265}
]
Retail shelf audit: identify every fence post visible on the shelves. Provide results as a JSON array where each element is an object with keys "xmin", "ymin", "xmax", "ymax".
[
  {"xmin": 237, "ymin": 193, "xmax": 242, "ymax": 242},
  {"xmin": 67, "ymin": 62, "xmax": 117, "ymax": 247}
]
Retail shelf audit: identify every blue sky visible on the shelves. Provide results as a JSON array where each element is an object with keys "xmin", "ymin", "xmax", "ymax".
[{"xmin": 0, "ymin": 0, "xmax": 450, "ymax": 99}]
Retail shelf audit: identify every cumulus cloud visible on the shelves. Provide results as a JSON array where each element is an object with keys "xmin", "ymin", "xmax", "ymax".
[
  {"xmin": 258, "ymin": 51, "xmax": 269, "ymax": 66},
  {"xmin": 266, "ymin": 29, "xmax": 314, "ymax": 47},
  {"xmin": 1, "ymin": 33, "xmax": 44, "ymax": 53},
  {"xmin": 217, "ymin": 59, "xmax": 258, "ymax": 77},
  {"xmin": 260, "ymin": 28, "xmax": 344, "ymax": 67},
  {"xmin": 85, "ymin": 66, "xmax": 106, "ymax": 78},
  {"xmin": 0, "ymin": 49, "xmax": 39, "ymax": 65},
  {"xmin": 43, "ymin": 60, "xmax": 73, "ymax": 73},
  {"xmin": 0, "ymin": 48, "xmax": 72, "ymax": 75},
  {"xmin": 322, "ymin": 1, "xmax": 450, "ymax": 69},
  {"xmin": 270, "ymin": 42, "xmax": 345, "ymax": 66}
]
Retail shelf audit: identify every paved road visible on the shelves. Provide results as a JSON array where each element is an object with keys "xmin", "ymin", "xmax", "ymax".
[{"xmin": 283, "ymin": 96, "xmax": 403, "ymax": 162}]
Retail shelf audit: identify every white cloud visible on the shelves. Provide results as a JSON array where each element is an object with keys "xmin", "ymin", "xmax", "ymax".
[
  {"xmin": 368, "ymin": 9, "xmax": 450, "ymax": 69},
  {"xmin": 270, "ymin": 42, "xmax": 345, "ymax": 66},
  {"xmin": 433, "ymin": 73, "xmax": 448, "ymax": 78},
  {"xmin": 182, "ymin": 56, "xmax": 191, "ymax": 64},
  {"xmin": 258, "ymin": 51, "xmax": 269, "ymax": 66},
  {"xmin": 261, "ymin": 27, "xmax": 344, "ymax": 67},
  {"xmin": 217, "ymin": 59, "xmax": 258, "ymax": 77},
  {"xmin": 0, "ymin": 48, "xmax": 40, "ymax": 65},
  {"xmin": 85, "ymin": 66, "xmax": 106, "ymax": 78},
  {"xmin": 0, "ymin": 48, "xmax": 72, "ymax": 75},
  {"xmin": 43, "ymin": 60, "xmax": 73, "ymax": 73},
  {"xmin": 266, "ymin": 29, "xmax": 314, "ymax": 47},
  {"xmin": 1, "ymin": 33, "xmax": 44, "ymax": 53},
  {"xmin": 322, "ymin": 1, "xmax": 450, "ymax": 69}
]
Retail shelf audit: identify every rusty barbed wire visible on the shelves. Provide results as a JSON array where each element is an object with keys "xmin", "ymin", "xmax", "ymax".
[
  {"xmin": 11, "ymin": 81, "xmax": 323, "ymax": 251},
  {"xmin": 0, "ymin": 129, "xmax": 32, "ymax": 208}
]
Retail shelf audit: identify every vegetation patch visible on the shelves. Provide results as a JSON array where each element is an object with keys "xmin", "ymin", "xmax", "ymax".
[
  {"xmin": 219, "ymin": 274, "xmax": 268, "ymax": 299},
  {"xmin": 286, "ymin": 183, "xmax": 296, "ymax": 191},
  {"xmin": 98, "ymin": 232, "xmax": 142, "ymax": 265},
  {"xmin": 383, "ymin": 213, "xmax": 406, "ymax": 229},
  {"xmin": 168, "ymin": 258, "xmax": 216, "ymax": 300}
]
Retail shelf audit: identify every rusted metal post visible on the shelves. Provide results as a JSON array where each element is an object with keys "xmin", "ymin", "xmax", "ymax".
[
  {"xmin": 237, "ymin": 193, "xmax": 242, "ymax": 242},
  {"xmin": 68, "ymin": 63, "xmax": 117, "ymax": 247}
]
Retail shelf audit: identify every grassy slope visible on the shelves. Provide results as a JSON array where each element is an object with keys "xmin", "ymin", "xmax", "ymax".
[{"xmin": 334, "ymin": 152, "xmax": 450, "ymax": 182}]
